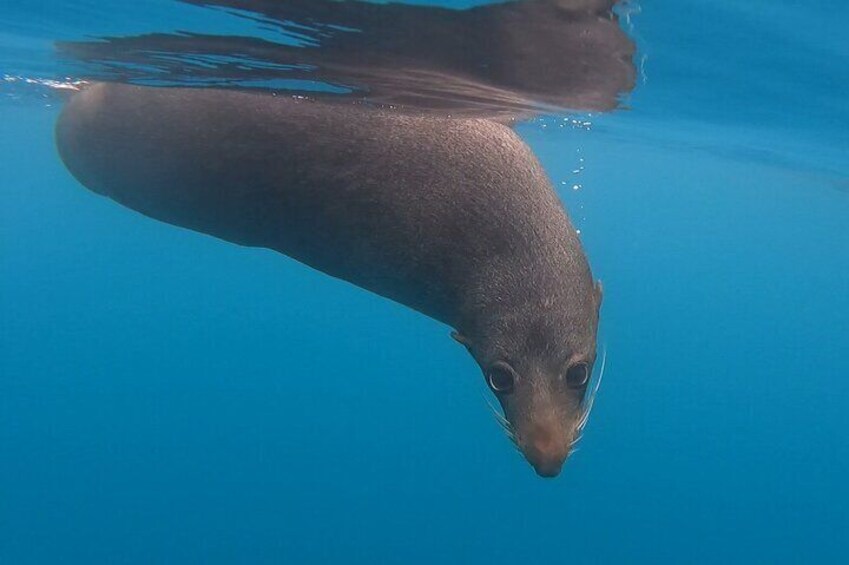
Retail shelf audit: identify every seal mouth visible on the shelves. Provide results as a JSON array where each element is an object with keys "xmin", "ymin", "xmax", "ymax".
[
  {"xmin": 531, "ymin": 459, "xmax": 565, "ymax": 478},
  {"xmin": 482, "ymin": 395, "xmax": 577, "ymax": 479},
  {"xmin": 520, "ymin": 424, "xmax": 571, "ymax": 478}
]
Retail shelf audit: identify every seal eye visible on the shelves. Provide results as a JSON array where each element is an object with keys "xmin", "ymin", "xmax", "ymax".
[
  {"xmin": 486, "ymin": 364, "xmax": 515, "ymax": 394},
  {"xmin": 564, "ymin": 363, "xmax": 589, "ymax": 389}
]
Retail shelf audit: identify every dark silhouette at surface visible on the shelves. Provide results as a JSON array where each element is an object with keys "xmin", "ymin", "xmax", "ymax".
[{"xmin": 60, "ymin": 0, "xmax": 636, "ymax": 117}]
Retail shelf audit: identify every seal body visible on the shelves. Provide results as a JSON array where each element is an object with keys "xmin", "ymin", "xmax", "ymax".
[{"xmin": 55, "ymin": 83, "xmax": 601, "ymax": 476}]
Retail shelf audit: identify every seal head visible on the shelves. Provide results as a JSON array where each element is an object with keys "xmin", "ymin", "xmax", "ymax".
[{"xmin": 456, "ymin": 279, "xmax": 602, "ymax": 477}]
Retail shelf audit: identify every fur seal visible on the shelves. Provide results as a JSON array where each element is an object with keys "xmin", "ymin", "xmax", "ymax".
[{"xmin": 55, "ymin": 83, "xmax": 602, "ymax": 477}]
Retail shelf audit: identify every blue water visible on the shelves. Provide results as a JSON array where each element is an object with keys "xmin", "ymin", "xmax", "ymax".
[{"xmin": 2, "ymin": 1, "xmax": 848, "ymax": 563}]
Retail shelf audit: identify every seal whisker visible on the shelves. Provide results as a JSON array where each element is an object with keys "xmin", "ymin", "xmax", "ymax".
[
  {"xmin": 498, "ymin": 414, "xmax": 516, "ymax": 443},
  {"xmin": 482, "ymin": 392, "xmax": 510, "ymax": 427},
  {"xmin": 577, "ymin": 346, "xmax": 606, "ymax": 432},
  {"xmin": 480, "ymin": 391, "xmax": 516, "ymax": 442}
]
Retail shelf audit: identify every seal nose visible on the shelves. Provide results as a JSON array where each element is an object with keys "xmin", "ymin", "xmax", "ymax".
[
  {"xmin": 532, "ymin": 459, "xmax": 564, "ymax": 478},
  {"xmin": 523, "ymin": 425, "xmax": 568, "ymax": 478}
]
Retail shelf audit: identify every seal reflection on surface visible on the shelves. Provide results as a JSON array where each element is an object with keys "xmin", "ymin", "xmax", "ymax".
[{"xmin": 55, "ymin": 0, "xmax": 635, "ymax": 477}]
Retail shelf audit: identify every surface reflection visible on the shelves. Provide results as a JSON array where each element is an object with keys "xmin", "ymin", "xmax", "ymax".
[{"xmin": 60, "ymin": 0, "xmax": 636, "ymax": 117}]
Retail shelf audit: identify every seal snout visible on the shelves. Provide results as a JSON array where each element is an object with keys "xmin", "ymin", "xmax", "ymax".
[{"xmin": 522, "ymin": 424, "xmax": 569, "ymax": 478}]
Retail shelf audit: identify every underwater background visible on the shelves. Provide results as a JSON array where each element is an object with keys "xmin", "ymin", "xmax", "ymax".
[{"xmin": 2, "ymin": 0, "xmax": 848, "ymax": 563}]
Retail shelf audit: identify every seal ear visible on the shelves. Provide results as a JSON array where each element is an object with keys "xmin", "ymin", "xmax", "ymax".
[
  {"xmin": 451, "ymin": 331, "xmax": 473, "ymax": 351},
  {"xmin": 594, "ymin": 280, "xmax": 604, "ymax": 309}
]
